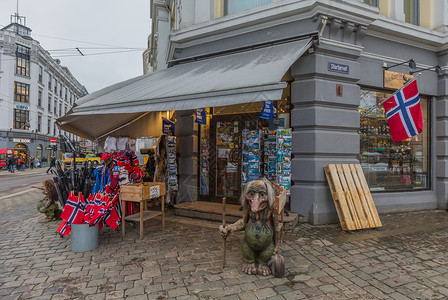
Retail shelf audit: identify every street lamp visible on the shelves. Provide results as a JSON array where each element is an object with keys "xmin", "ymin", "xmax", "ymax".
[
  {"xmin": 384, "ymin": 59, "xmax": 417, "ymax": 72},
  {"xmin": 410, "ymin": 65, "xmax": 444, "ymax": 76}
]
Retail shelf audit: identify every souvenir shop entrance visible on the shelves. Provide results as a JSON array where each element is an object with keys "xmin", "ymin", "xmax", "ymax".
[
  {"xmin": 198, "ymin": 98, "xmax": 292, "ymax": 205},
  {"xmin": 200, "ymin": 113, "xmax": 265, "ymax": 204}
]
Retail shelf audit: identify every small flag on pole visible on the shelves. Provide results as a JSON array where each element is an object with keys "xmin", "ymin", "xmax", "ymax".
[{"xmin": 382, "ymin": 79, "xmax": 423, "ymax": 143}]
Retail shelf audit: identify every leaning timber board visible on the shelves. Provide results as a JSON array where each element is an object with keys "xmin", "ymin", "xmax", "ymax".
[{"xmin": 324, "ymin": 164, "xmax": 382, "ymax": 231}]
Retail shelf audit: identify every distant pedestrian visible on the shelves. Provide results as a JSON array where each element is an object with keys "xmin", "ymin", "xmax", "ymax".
[
  {"xmin": 5, "ymin": 156, "xmax": 11, "ymax": 172},
  {"xmin": 35, "ymin": 157, "xmax": 40, "ymax": 168},
  {"xmin": 10, "ymin": 156, "xmax": 16, "ymax": 173},
  {"xmin": 42, "ymin": 156, "xmax": 47, "ymax": 168},
  {"xmin": 46, "ymin": 156, "xmax": 56, "ymax": 174},
  {"xmin": 30, "ymin": 156, "xmax": 34, "ymax": 169}
]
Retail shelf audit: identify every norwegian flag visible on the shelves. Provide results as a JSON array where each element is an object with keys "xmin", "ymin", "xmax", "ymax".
[
  {"xmin": 382, "ymin": 79, "xmax": 423, "ymax": 142},
  {"xmin": 57, "ymin": 220, "xmax": 71, "ymax": 236},
  {"xmin": 60, "ymin": 192, "xmax": 86, "ymax": 225}
]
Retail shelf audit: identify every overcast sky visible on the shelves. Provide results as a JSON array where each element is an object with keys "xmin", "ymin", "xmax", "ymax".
[{"xmin": 1, "ymin": 0, "xmax": 151, "ymax": 93}]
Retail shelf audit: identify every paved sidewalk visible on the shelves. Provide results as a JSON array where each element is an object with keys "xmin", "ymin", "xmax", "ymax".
[
  {"xmin": 1, "ymin": 188, "xmax": 448, "ymax": 299},
  {"xmin": 0, "ymin": 167, "xmax": 48, "ymax": 177}
]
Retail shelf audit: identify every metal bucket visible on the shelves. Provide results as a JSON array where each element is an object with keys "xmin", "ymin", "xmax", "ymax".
[{"xmin": 70, "ymin": 223, "xmax": 99, "ymax": 252}]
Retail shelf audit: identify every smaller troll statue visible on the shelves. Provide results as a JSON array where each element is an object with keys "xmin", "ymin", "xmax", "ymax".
[
  {"xmin": 36, "ymin": 179, "xmax": 61, "ymax": 222},
  {"xmin": 219, "ymin": 178, "xmax": 285, "ymax": 277}
]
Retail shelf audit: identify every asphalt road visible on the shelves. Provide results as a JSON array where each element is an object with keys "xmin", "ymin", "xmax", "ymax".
[{"xmin": 0, "ymin": 169, "xmax": 53, "ymax": 193}]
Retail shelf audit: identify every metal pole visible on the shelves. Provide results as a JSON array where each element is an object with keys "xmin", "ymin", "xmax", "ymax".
[{"xmin": 222, "ymin": 197, "xmax": 227, "ymax": 268}]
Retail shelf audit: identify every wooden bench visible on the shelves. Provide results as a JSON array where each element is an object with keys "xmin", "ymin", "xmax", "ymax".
[{"xmin": 120, "ymin": 182, "xmax": 166, "ymax": 239}]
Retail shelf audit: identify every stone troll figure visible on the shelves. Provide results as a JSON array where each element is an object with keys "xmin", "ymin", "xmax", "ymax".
[
  {"xmin": 219, "ymin": 178, "xmax": 285, "ymax": 277},
  {"xmin": 36, "ymin": 179, "xmax": 61, "ymax": 222}
]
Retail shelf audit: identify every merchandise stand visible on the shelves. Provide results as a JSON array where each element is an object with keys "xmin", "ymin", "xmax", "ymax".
[{"xmin": 120, "ymin": 182, "xmax": 166, "ymax": 239}]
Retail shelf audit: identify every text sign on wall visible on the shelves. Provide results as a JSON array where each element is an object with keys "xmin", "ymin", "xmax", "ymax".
[
  {"xmin": 384, "ymin": 70, "xmax": 414, "ymax": 89},
  {"xmin": 13, "ymin": 138, "xmax": 31, "ymax": 143},
  {"xmin": 15, "ymin": 104, "xmax": 29, "ymax": 110},
  {"xmin": 328, "ymin": 62, "xmax": 350, "ymax": 74},
  {"xmin": 149, "ymin": 185, "xmax": 160, "ymax": 199}
]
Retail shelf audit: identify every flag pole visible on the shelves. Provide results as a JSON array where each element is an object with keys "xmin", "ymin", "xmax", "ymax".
[{"xmin": 362, "ymin": 72, "xmax": 422, "ymax": 116}]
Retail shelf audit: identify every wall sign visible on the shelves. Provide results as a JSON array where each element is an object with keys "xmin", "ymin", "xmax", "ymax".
[
  {"xmin": 328, "ymin": 62, "xmax": 350, "ymax": 74},
  {"xmin": 13, "ymin": 138, "xmax": 31, "ymax": 143},
  {"xmin": 149, "ymin": 185, "xmax": 160, "ymax": 198},
  {"xmin": 384, "ymin": 70, "xmax": 414, "ymax": 89},
  {"xmin": 162, "ymin": 118, "xmax": 175, "ymax": 135},
  {"xmin": 15, "ymin": 104, "xmax": 29, "ymax": 110}
]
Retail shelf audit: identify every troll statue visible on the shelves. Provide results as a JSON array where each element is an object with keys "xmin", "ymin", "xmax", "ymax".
[
  {"xmin": 36, "ymin": 179, "xmax": 61, "ymax": 221},
  {"xmin": 219, "ymin": 178, "xmax": 285, "ymax": 277}
]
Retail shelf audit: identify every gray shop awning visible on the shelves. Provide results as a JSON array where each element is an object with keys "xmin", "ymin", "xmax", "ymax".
[{"xmin": 59, "ymin": 37, "xmax": 313, "ymax": 138}]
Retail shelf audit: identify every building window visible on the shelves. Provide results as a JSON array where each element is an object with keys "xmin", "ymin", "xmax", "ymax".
[
  {"xmin": 53, "ymin": 124, "xmax": 56, "ymax": 136},
  {"xmin": 14, "ymin": 82, "xmax": 30, "ymax": 103},
  {"xmin": 13, "ymin": 109, "xmax": 29, "ymax": 129},
  {"xmin": 48, "ymin": 96, "xmax": 52, "ymax": 111},
  {"xmin": 54, "ymin": 79, "xmax": 58, "ymax": 94},
  {"xmin": 47, "ymin": 118, "xmax": 51, "ymax": 134},
  {"xmin": 37, "ymin": 114, "xmax": 42, "ymax": 132},
  {"xmin": 59, "ymin": 102, "xmax": 62, "ymax": 117},
  {"xmin": 59, "ymin": 83, "xmax": 63, "ymax": 98},
  {"xmin": 15, "ymin": 45, "xmax": 30, "ymax": 76},
  {"xmin": 48, "ymin": 74, "xmax": 52, "ymax": 89},
  {"xmin": 224, "ymin": 0, "xmax": 271, "ymax": 15},
  {"xmin": 358, "ymin": 89, "xmax": 429, "ymax": 192},
  {"xmin": 65, "ymin": 105, "xmax": 68, "ymax": 115},
  {"xmin": 65, "ymin": 88, "xmax": 68, "ymax": 100},
  {"xmin": 38, "ymin": 65, "xmax": 43, "ymax": 83},
  {"xmin": 404, "ymin": 0, "xmax": 420, "ymax": 25},
  {"xmin": 38, "ymin": 90, "xmax": 42, "ymax": 107},
  {"xmin": 54, "ymin": 99, "xmax": 57, "ymax": 114},
  {"xmin": 359, "ymin": 0, "xmax": 378, "ymax": 6}
]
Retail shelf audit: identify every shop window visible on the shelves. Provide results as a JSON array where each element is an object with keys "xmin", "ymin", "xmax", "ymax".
[
  {"xmin": 14, "ymin": 82, "xmax": 30, "ymax": 103},
  {"xmin": 15, "ymin": 45, "xmax": 30, "ymax": 77},
  {"xmin": 13, "ymin": 109, "xmax": 29, "ymax": 130},
  {"xmin": 358, "ymin": 89, "xmax": 429, "ymax": 192},
  {"xmin": 404, "ymin": 0, "xmax": 420, "ymax": 25},
  {"xmin": 224, "ymin": 0, "xmax": 271, "ymax": 15}
]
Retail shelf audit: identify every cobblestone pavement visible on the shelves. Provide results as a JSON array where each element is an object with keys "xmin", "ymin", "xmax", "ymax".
[{"xmin": 1, "ymin": 188, "xmax": 448, "ymax": 300}]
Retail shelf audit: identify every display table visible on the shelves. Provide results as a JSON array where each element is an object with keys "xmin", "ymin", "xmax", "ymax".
[{"xmin": 120, "ymin": 182, "xmax": 165, "ymax": 239}]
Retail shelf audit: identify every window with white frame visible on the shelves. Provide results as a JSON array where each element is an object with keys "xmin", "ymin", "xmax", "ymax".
[
  {"xmin": 404, "ymin": 0, "xmax": 419, "ymax": 25},
  {"xmin": 224, "ymin": 0, "xmax": 271, "ymax": 15}
]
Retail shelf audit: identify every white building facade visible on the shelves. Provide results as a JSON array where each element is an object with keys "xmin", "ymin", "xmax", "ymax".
[{"xmin": 0, "ymin": 17, "xmax": 87, "ymax": 165}]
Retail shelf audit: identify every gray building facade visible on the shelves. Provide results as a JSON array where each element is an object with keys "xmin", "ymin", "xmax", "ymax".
[{"xmin": 145, "ymin": 0, "xmax": 448, "ymax": 224}]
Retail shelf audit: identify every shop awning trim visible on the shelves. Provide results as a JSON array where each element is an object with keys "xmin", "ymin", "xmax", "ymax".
[{"xmin": 71, "ymin": 37, "xmax": 313, "ymax": 115}]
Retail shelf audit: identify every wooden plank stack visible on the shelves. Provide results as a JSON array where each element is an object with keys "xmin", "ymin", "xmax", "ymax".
[{"xmin": 324, "ymin": 164, "xmax": 382, "ymax": 231}]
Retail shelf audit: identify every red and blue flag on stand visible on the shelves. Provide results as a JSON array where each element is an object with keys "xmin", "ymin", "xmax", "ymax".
[{"xmin": 382, "ymin": 79, "xmax": 423, "ymax": 143}]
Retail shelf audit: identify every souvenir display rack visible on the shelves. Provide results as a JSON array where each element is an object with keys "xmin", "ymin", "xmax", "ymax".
[
  {"xmin": 276, "ymin": 129, "xmax": 292, "ymax": 195},
  {"xmin": 166, "ymin": 136, "xmax": 178, "ymax": 191},
  {"xmin": 264, "ymin": 130, "xmax": 277, "ymax": 182},
  {"xmin": 241, "ymin": 129, "xmax": 263, "ymax": 188}
]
